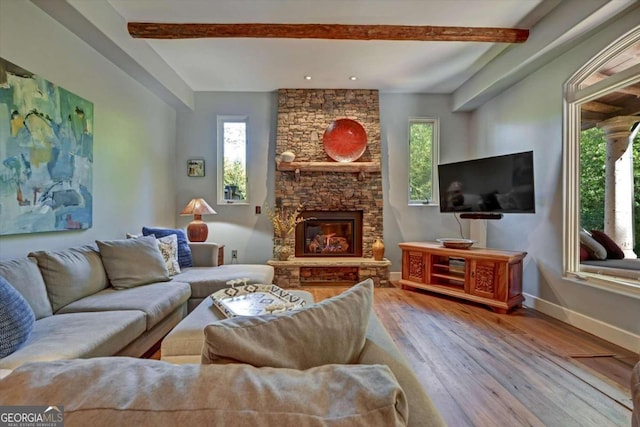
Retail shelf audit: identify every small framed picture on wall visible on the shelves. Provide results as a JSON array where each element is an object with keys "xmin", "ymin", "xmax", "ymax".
[{"xmin": 187, "ymin": 159, "xmax": 205, "ymax": 177}]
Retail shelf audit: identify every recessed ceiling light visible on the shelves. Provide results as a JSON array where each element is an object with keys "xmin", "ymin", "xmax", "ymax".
[
  {"xmin": 304, "ymin": 75, "xmax": 312, "ymax": 80},
  {"xmin": 349, "ymin": 76, "xmax": 357, "ymax": 81}
]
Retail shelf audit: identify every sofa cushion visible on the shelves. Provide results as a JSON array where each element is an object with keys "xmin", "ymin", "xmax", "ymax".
[
  {"xmin": 175, "ymin": 264, "xmax": 274, "ymax": 299},
  {"xmin": 0, "ymin": 358, "xmax": 408, "ymax": 427},
  {"xmin": 142, "ymin": 227, "xmax": 193, "ymax": 268},
  {"xmin": 202, "ymin": 279, "xmax": 373, "ymax": 369},
  {"xmin": 96, "ymin": 236, "xmax": 170, "ymax": 289},
  {"xmin": 29, "ymin": 246, "xmax": 109, "ymax": 312},
  {"xmin": 590, "ymin": 230, "xmax": 625, "ymax": 260},
  {"xmin": 0, "ymin": 311, "xmax": 146, "ymax": 370},
  {"xmin": 56, "ymin": 281, "xmax": 191, "ymax": 330},
  {"xmin": 0, "ymin": 276, "xmax": 35, "ymax": 358},
  {"xmin": 0, "ymin": 257, "xmax": 52, "ymax": 319},
  {"xmin": 157, "ymin": 234, "xmax": 181, "ymax": 276}
]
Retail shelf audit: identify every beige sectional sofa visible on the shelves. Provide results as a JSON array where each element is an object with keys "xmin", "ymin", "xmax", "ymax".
[
  {"xmin": 0, "ymin": 279, "xmax": 446, "ymax": 426},
  {"xmin": 0, "ymin": 240, "xmax": 273, "ymax": 371},
  {"xmin": 0, "ymin": 236, "xmax": 448, "ymax": 426}
]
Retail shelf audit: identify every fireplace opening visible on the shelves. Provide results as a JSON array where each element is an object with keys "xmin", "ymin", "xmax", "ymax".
[{"xmin": 295, "ymin": 211, "xmax": 363, "ymax": 257}]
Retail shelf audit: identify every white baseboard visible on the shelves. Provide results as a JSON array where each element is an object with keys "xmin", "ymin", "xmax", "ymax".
[{"xmin": 523, "ymin": 293, "xmax": 640, "ymax": 354}]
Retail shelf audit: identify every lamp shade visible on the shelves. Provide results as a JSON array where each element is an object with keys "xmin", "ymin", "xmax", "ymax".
[
  {"xmin": 180, "ymin": 198, "xmax": 216, "ymax": 242},
  {"xmin": 180, "ymin": 198, "xmax": 217, "ymax": 216}
]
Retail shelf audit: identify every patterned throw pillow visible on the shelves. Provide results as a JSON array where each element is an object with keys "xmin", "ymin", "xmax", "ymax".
[
  {"xmin": 0, "ymin": 276, "xmax": 35, "ymax": 358},
  {"xmin": 142, "ymin": 227, "xmax": 193, "ymax": 268},
  {"xmin": 157, "ymin": 234, "xmax": 181, "ymax": 276}
]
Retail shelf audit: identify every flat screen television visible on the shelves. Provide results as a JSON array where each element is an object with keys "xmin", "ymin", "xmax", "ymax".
[{"xmin": 438, "ymin": 151, "xmax": 535, "ymax": 214}]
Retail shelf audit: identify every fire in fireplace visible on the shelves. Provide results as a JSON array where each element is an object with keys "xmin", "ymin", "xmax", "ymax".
[{"xmin": 295, "ymin": 211, "xmax": 363, "ymax": 257}]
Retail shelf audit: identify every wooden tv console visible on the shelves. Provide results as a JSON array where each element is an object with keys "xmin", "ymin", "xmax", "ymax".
[{"xmin": 399, "ymin": 242, "xmax": 526, "ymax": 314}]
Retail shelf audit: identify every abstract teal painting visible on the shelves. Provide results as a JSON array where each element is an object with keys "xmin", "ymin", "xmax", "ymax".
[{"xmin": 0, "ymin": 58, "xmax": 93, "ymax": 235}]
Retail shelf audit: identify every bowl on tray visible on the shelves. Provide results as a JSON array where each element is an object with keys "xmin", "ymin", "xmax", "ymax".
[{"xmin": 436, "ymin": 238, "xmax": 476, "ymax": 249}]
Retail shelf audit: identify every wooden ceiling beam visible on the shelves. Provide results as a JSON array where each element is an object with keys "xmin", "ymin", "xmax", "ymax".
[
  {"xmin": 581, "ymin": 101, "xmax": 622, "ymax": 114},
  {"xmin": 582, "ymin": 72, "xmax": 640, "ymax": 96},
  {"xmin": 127, "ymin": 23, "xmax": 529, "ymax": 43}
]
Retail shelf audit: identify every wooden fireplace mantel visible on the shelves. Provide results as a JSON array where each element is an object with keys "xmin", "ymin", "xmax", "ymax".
[
  {"xmin": 276, "ymin": 160, "xmax": 380, "ymax": 181},
  {"xmin": 276, "ymin": 160, "xmax": 380, "ymax": 173}
]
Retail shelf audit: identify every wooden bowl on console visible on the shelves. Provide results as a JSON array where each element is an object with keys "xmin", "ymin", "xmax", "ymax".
[{"xmin": 436, "ymin": 238, "xmax": 476, "ymax": 249}]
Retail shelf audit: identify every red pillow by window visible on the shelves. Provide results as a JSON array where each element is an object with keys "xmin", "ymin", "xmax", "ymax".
[
  {"xmin": 590, "ymin": 230, "xmax": 625, "ymax": 259},
  {"xmin": 579, "ymin": 245, "xmax": 590, "ymax": 262}
]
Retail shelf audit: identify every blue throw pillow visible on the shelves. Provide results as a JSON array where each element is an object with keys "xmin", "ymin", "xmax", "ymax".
[
  {"xmin": 142, "ymin": 227, "xmax": 193, "ymax": 268},
  {"xmin": 0, "ymin": 275, "xmax": 35, "ymax": 358}
]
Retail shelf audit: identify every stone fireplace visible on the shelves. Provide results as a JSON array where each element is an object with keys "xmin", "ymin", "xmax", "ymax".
[{"xmin": 268, "ymin": 89, "xmax": 390, "ymax": 287}]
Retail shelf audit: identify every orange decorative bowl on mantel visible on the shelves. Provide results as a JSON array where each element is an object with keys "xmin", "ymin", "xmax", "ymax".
[{"xmin": 322, "ymin": 118, "xmax": 367, "ymax": 162}]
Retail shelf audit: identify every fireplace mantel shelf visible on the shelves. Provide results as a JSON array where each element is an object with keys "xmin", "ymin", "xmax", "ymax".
[
  {"xmin": 268, "ymin": 257, "xmax": 391, "ymax": 267},
  {"xmin": 276, "ymin": 161, "xmax": 380, "ymax": 173}
]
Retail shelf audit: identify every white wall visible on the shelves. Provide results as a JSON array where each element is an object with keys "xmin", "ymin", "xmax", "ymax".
[
  {"xmin": 176, "ymin": 91, "xmax": 472, "ymax": 267},
  {"xmin": 0, "ymin": 1, "xmax": 177, "ymax": 260},
  {"xmin": 175, "ymin": 92, "xmax": 277, "ymax": 264},
  {"xmin": 467, "ymin": 9, "xmax": 640, "ymax": 351},
  {"xmin": 380, "ymin": 94, "xmax": 471, "ymax": 270}
]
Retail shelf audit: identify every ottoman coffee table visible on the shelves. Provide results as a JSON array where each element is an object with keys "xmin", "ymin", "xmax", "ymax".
[{"xmin": 161, "ymin": 289, "xmax": 314, "ymax": 364}]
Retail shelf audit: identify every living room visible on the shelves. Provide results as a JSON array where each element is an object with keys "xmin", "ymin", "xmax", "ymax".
[{"xmin": 0, "ymin": 0, "xmax": 639, "ymax": 425}]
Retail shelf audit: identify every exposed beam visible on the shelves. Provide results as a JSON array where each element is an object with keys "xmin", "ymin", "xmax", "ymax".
[
  {"xmin": 127, "ymin": 23, "xmax": 529, "ymax": 43},
  {"xmin": 581, "ymin": 101, "xmax": 622, "ymax": 114},
  {"xmin": 583, "ymin": 72, "xmax": 640, "ymax": 96}
]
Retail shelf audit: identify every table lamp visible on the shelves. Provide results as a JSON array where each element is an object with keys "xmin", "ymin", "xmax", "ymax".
[{"xmin": 179, "ymin": 198, "xmax": 217, "ymax": 242}]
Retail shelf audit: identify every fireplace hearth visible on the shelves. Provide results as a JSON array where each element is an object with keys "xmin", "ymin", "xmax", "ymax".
[{"xmin": 295, "ymin": 211, "xmax": 363, "ymax": 257}]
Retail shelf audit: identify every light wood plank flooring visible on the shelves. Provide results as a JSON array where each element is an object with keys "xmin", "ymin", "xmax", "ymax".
[{"xmin": 304, "ymin": 285, "xmax": 637, "ymax": 427}]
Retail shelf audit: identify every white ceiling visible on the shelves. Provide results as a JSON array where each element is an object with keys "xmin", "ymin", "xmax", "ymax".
[
  {"xmin": 33, "ymin": 0, "xmax": 635, "ymax": 109},
  {"xmin": 104, "ymin": 0, "xmax": 546, "ymax": 93}
]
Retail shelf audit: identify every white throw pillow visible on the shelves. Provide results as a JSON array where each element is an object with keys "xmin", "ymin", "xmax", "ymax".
[{"xmin": 579, "ymin": 229, "xmax": 607, "ymax": 260}]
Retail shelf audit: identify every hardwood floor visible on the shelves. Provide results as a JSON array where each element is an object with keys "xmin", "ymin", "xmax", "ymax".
[{"xmin": 304, "ymin": 285, "xmax": 637, "ymax": 427}]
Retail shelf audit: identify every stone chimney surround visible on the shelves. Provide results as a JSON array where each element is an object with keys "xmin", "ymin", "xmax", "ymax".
[{"xmin": 268, "ymin": 89, "xmax": 390, "ymax": 287}]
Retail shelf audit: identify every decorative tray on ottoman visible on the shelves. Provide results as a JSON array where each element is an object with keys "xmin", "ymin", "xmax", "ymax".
[{"xmin": 210, "ymin": 283, "xmax": 307, "ymax": 318}]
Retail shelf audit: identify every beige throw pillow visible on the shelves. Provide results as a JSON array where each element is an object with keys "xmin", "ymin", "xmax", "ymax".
[
  {"xmin": 202, "ymin": 278, "xmax": 373, "ymax": 369},
  {"xmin": 96, "ymin": 236, "xmax": 170, "ymax": 289},
  {"xmin": 29, "ymin": 246, "xmax": 109, "ymax": 312}
]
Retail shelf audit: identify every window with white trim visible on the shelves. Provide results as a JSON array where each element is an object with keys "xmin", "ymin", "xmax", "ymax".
[
  {"xmin": 563, "ymin": 28, "xmax": 640, "ymax": 296},
  {"xmin": 217, "ymin": 115, "xmax": 248, "ymax": 204},
  {"xmin": 408, "ymin": 117, "xmax": 439, "ymax": 205}
]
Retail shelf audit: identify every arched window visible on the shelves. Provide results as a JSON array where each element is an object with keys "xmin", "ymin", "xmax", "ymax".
[{"xmin": 563, "ymin": 26, "xmax": 640, "ymax": 295}]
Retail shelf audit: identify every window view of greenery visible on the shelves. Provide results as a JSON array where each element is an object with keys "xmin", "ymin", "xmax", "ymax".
[
  {"xmin": 223, "ymin": 121, "xmax": 247, "ymax": 201},
  {"xmin": 580, "ymin": 127, "xmax": 640, "ymax": 254},
  {"xmin": 409, "ymin": 120, "xmax": 434, "ymax": 203}
]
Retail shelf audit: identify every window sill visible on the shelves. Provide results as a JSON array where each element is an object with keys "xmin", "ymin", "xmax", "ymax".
[
  {"xmin": 408, "ymin": 202, "xmax": 439, "ymax": 207},
  {"xmin": 219, "ymin": 200, "xmax": 248, "ymax": 205},
  {"xmin": 567, "ymin": 270, "xmax": 640, "ymax": 299}
]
